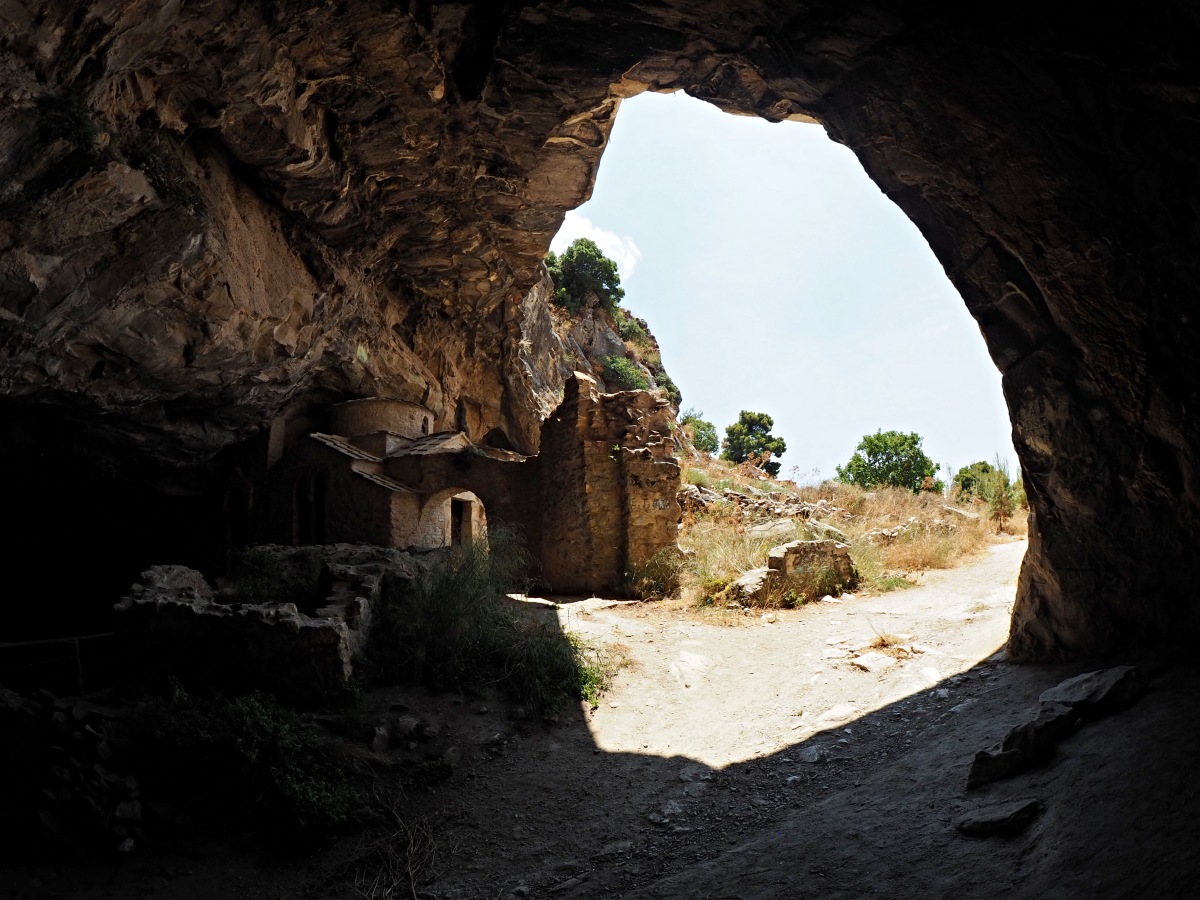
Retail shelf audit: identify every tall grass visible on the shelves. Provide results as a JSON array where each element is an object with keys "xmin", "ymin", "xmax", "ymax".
[{"xmin": 362, "ymin": 527, "xmax": 607, "ymax": 715}]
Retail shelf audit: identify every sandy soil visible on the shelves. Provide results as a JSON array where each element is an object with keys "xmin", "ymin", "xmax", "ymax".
[{"xmin": 7, "ymin": 538, "xmax": 1198, "ymax": 899}]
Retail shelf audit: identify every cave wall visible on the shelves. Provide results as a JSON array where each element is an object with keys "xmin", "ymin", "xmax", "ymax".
[{"xmin": 2, "ymin": 1, "xmax": 1198, "ymax": 658}]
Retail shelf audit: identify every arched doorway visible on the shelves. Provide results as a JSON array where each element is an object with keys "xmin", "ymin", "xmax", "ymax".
[{"xmin": 417, "ymin": 488, "xmax": 488, "ymax": 550}]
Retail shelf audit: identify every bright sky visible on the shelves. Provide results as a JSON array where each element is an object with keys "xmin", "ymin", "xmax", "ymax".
[{"xmin": 550, "ymin": 90, "xmax": 1018, "ymax": 484}]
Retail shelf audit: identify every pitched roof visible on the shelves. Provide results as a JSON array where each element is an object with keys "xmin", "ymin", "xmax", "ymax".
[{"xmin": 310, "ymin": 432, "xmax": 381, "ymax": 461}]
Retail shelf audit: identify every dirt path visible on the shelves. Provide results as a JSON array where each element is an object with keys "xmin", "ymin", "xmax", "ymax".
[
  {"xmin": 564, "ymin": 540, "xmax": 1025, "ymax": 768},
  {"xmin": 405, "ymin": 537, "xmax": 1196, "ymax": 899}
]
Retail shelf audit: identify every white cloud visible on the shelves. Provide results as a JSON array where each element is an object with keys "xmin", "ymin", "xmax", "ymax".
[{"xmin": 549, "ymin": 211, "xmax": 643, "ymax": 279}]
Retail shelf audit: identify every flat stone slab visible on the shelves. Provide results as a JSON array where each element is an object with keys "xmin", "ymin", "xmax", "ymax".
[
  {"xmin": 850, "ymin": 651, "xmax": 896, "ymax": 674},
  {"xmin": 749, "ymin": 519, "xmax": 796, "ymax": 540},
  {"xmin": 967, "ymin": 748, "xmax": 1026, "ymax": 789},
  {"xmin": 956, "ymin": 798, "xmax": 1041, "ymax": 838},
  {"xmin": 1039, "ymin": 666, "xmax": 1145, "ymax": 720},
  {"xmin": 818, "ymin": 703, "xmax": 859, "ymax": 724}
]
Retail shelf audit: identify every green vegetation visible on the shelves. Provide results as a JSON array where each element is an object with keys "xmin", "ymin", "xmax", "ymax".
[
  {"xmin": 612, "ymin": 307, "xmax": 648, "ymax": 342},
  {"xmin": 654, "ymin": 369, "xmax": 682, "ymax": 406},
  {"xmin": 952, "ymin": 456, "xmax": 1025, "ymax": 532},
  {"xmin": 601, "ymin": 355, "xmax": 652, "ymax": 392},
  {"xmin": 362, "ymin": 528, "xmax": 605, "ymax": 716},
  {"xmin": 131, "ymin": 683, "xmax": 356, "ymax": 840},
  {"xmin": 544, "ymin": 242, "xmax": 681, "ymax": 406},
  {"xmin": 952, "ymin": 460, "xmax": 996, "ymax": 497},
  {"xmin": 680, "ymin": 408, "xmax": 719, "ymax": 455},
  {"xmin": 836, "ymin": 429, "xmax": 937, "ymax": 492},
  {"xmin": 676, "ymin": 456, "xmax": 1001, "ymax": 606},
  {"xmin": 545, "ymin": 238, "xmax": 624, "ymax": 315},
  {"xmin": 721, "ymin": 410, "xmax": 787, "ymax": 477}
]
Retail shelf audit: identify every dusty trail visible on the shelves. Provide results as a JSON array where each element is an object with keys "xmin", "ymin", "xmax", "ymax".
[
  {"xmin": 564, "ymin": 540, "xmax": 1024, "ymax": 768},
  {"xmin": 413, "ymin": 536, "xmax": 1196, "ymax": 899}
]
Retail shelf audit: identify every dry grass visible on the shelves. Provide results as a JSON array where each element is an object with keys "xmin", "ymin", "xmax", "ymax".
[
  {"xmin": 677, "ymin": 456, "xmax": 1025, "ymax": 606},
  {"xmin": 869, "ymin": 631, "xmax": 904, "ymax": 649}
]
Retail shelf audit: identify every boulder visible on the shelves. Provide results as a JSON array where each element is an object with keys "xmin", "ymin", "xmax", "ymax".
[
  {"xmin": 850, "ymin": 651, "xmax": 896, "ymax": 674},
  {"xmin": 767, "ymin": 540, "xmax": 858, "ymax": 592},
  {"xmin": 748, "ymin": 519, "xmax": 796, "ymax": 540},
  {"xmin": 1038, "ymin": 666, "xmax": 1145, "ymax": 720},
  {"xmin": 956, "ymin": 799, "xmax": 1041, "ymax": 838},
  {"xmin": 723, "ymin": 568, "xmax": 773, "ymax": 606}
]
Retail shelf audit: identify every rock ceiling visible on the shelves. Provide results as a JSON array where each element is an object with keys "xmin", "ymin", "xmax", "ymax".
[{"xmin": 2, "ymin": 2, "xmax": 1198, "ymax": 659}]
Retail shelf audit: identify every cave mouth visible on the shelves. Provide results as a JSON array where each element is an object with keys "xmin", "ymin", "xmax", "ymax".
[{"xmin": 554, "ymin": 89, "xmax": 1018, "ymax": 493}]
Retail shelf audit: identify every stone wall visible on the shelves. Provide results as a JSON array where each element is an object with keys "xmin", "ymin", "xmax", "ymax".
[
  {"xmin": 329, "ymin": 399, "xmax": 434, "ymax": 440},
  {"xmin": 371, "ymin": 375, "xmax": 681, "ymax": 594},
  {"xmin": 269, "ymin": 440, "xmax": 397, "ymax": 547},
  {"xmin": 534, "ymin": 374, "xmax": 681, "ymax": 594}
]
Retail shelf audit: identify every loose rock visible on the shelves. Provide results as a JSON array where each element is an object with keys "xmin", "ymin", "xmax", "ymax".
[
  {"xmin": 955, "ymin": 798, "xmax": 1041, "ymax": 838},
  {"xmin": 850, "ymin": 652, "xmax": 896, "ymax": 674}
]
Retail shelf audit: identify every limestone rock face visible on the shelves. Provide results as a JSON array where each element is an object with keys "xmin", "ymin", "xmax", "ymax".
[{"xmin": 3, "ymin": 3, "xmax": 1200, "ymax": 658}]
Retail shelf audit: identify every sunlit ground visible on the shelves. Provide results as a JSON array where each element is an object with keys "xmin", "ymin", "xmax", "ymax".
[{"xmin": 528, "ymin": 540, "xmax": 1023, "ymax": 768}]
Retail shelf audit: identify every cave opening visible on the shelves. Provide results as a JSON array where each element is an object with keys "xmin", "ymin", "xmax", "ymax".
[{"xmin": 554, "ymin": 89, "xmax": 1018, "ymax": 498}]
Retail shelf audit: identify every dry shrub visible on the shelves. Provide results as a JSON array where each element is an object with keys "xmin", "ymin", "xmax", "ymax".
[
  {"xmin": 678, "ymin": 460, "xmax": 1004, "ymax": 599},
  {"xmin": 679, "ymin": 517, "xmax": 800, "ymax": 594},
  {"xmin": 1000, "ymin": 508, "xmax": 1030, "ymax": 537}
]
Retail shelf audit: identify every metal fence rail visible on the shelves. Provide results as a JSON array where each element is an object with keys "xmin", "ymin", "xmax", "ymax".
[{"xmin": 0, "ymin": 632, "xmax": 115, "ymax": 694}]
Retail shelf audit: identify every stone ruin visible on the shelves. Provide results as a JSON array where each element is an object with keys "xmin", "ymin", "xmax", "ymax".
[
  {"xmin": 267, "ymin": 372, "xmax": 680, "ymax": 595},
  {"xmin": 723, "ymin": 540, "xmax": 859, "ymax": 608},
  {"xmin": 114, "ymin": 375, "xmax": 682, "ymax": 698},
  {"xmin": 114, "ymin": 546, "xmax": 423, "ymax": 704}
]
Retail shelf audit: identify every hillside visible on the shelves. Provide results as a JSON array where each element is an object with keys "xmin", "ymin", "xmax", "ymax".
[{"xmin": 516, "ymin": 266, "xmax": 680, "ymax": 421}]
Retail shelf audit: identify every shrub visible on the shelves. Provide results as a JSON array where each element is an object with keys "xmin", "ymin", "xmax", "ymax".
[
  {"xmin": 953, "ymin": 456, "xmax": 1025, "ymax": 532},
  {"xmin": 654, "ymin": 369, "xmax": 682, "ymax": 406},
  {"xmin": 601, "ymin": 355, "xmax": 651, "ymax": 392},
  {"xmin": 680, "ymin": 408, "xmax": 719, "ymax": 455},
  {"xmin": 612, "ymin": 307, "xmax": 648, "ymax": 343},
  {"xmin": 362, "ymin": 527, "xmax": 600, "ymax": 715},
  {"xmin": 130, "ymin": 684, "xmax": 356, "ymax": 840},
  {"xmin": 625, "ymin": 548, "xmax": 685, "ymax": 601},
  {"xmin": 836, "ymin": 430, "xmax": 937, "ymax": 492}
]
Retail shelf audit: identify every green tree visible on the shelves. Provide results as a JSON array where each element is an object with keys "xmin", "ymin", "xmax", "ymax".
[
  {"xmin": 721, "ymin": 411, "xmax": 787, "ymax": 477},
  {"xmin": 680, "ymin": 408, "xmax": 718, "ymax": 455},
  {"xmin": 544, "ymin": 238, "xmax": 624, "ymax": 315},
  {"xmin": 952, "ymin": 460, "xmax": 996, "ymax": 498},
  {"xmin": 836, "ymin": 430, "xmax": 937, "ymax": 492}
]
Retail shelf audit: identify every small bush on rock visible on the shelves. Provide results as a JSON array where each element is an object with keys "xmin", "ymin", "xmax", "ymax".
[{"xmin": 601, "ymin": 355, "xmax": 651, "ymax": 392}]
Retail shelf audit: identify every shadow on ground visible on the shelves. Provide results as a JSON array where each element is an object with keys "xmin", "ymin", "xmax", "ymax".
[{"xmin": 2, "ymin": 608, "xmax": 1197, "ymax": 899}]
